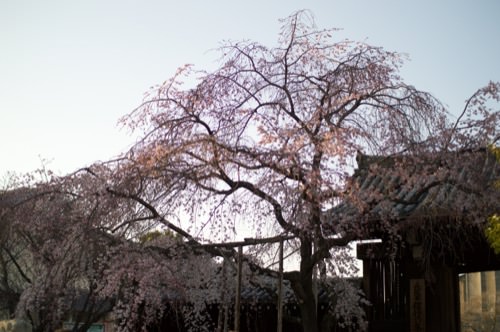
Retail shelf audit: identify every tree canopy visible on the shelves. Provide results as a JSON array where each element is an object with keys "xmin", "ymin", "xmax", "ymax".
[{"xmin": 2, "ymin": 11, "xmax": 499, "ymax": 332}]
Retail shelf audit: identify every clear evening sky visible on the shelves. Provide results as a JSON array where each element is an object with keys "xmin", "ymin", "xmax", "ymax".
[{"xmin": 1, "ymin": 0, "xmax": 499, "ymax": 179}]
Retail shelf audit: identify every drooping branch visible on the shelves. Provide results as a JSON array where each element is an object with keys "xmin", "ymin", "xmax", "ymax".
[
  {"xmin": 104, "ymin": 186, "xmax": 291, "ymax": 280},
  {"xmin": 105, "ymin": 187, "xmax": 196, "ymax": 243},
  {"xmin": 2, "ymin": 247, "xmax": 31, "ymax": 284}
]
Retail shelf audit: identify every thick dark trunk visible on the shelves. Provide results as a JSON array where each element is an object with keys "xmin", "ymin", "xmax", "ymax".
[
  {"xmin": 290, "ymin": 237, "xmax": 320, "ymax": 332},
  {"xmin": 297, "ymin": 286, "xmax": 319, "ymax": 332}
]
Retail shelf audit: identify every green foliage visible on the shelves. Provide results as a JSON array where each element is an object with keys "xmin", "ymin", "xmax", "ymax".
[
  {"xmin": 138, "ymin": 230, "xmax": 178, "ymax": 244},
  {"xmin": 486, "ymin": 145, "xmax": 500, "ymax": 253},
  {"xmin": 486, "ymin": 215, "xmax": 500, "ymax": 254}
]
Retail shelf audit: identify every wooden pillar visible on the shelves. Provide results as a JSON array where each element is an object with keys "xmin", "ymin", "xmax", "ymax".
[
  {"xmin": 234, "ymin": 246, "xmax": 243, "ymax": 332},
  {"xmin": 410, "ymin": 279, "xmax": 425, "ymax": 332},
  {"xmin": 217, "ymin": 258, "xmax": 230, "ymax": 332},
  {"xmin": 277, "ymin": 239, "xmax": 284, "ymax": 332},
  {"xmin": 426, "ymin": 264, "xmax": 459, "ymax": 332},
  {"xmin": 459, "ymin": 275, "xmax": 465, "ymax": 317}
]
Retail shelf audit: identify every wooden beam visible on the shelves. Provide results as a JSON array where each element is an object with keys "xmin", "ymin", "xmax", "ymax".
[{"xmin": 196, "ymin": 235, "xmax": 295, "ymax": 248}]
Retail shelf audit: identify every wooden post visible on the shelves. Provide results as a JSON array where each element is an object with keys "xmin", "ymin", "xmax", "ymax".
[
  {"xmin": 217, "ymin": 258, "xmax": 230, "ymax": 332},
  {"xmin": 234, "ymin": 246, "xmax": 243, "ymax": 332},
  {"xmin": 410, "ymin": 279, "xmax": 426, "ymax": 332},
  {"xmin": 277, "ymin": 239, "xmax": 284, "ymax": 332},
  {"xmin": 198, "ymin": 236, "xmax": 296, "ymax": 332}
]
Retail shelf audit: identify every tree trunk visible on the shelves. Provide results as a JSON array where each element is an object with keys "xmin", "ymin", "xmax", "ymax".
[
  {"xmin": 298, "ymin": 287, "xmax": 319, "ymax": 332},
  {"xmin": 290, "ymin": 237, "xmax": 319, "ymax": 332}
]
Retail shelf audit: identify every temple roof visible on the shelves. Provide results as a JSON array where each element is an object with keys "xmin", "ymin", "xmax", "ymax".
[{"xmin": 325, "ymin": 149, "xmax": 500, "ymax": 235}]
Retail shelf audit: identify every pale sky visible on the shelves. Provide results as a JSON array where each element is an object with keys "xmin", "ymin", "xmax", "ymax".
[{"xmin": 1, "ymin": 0, "xmax": 499, "ymax": 178}]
